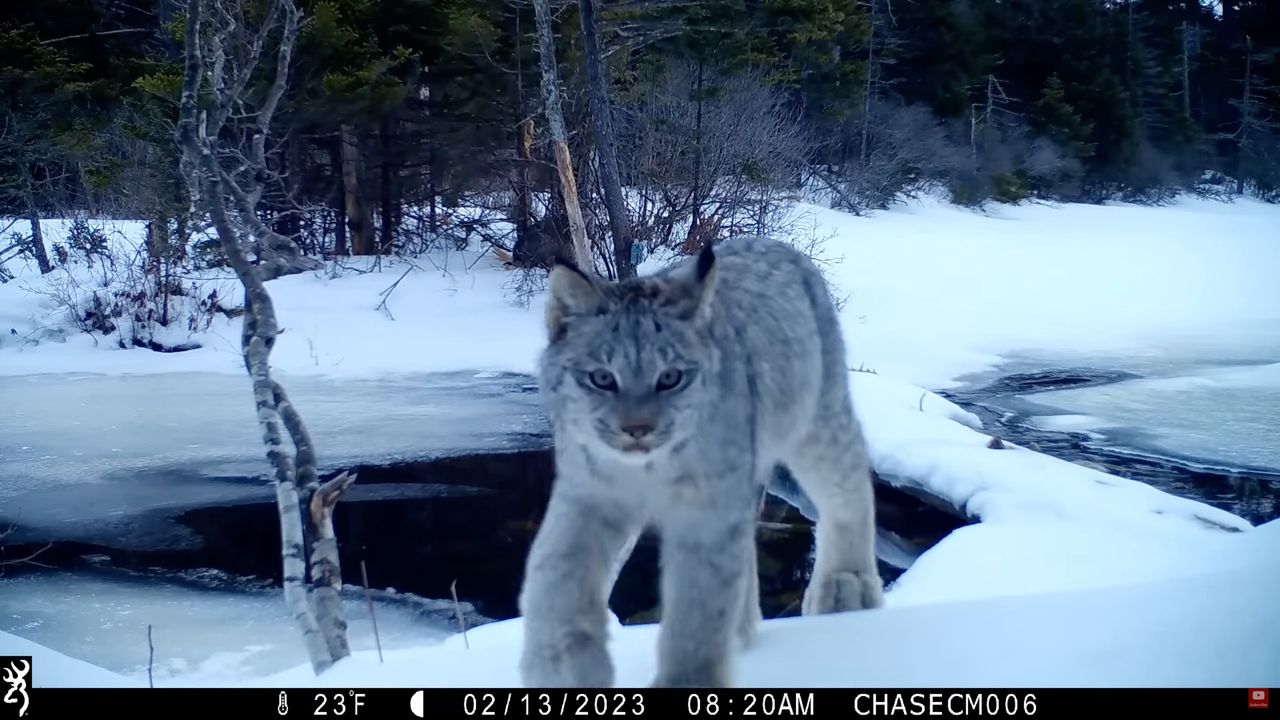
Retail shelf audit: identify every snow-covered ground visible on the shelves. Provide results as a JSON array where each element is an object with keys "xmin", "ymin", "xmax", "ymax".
[
  {"xmin": 2, "ymin": 193, "xmax": 1279, "ymax": 688},
  {"xmin": 11, "ymin": 520, "xmax": 1280, "ymax": 689},
  {"xmin": 4, "ymin": 195, "xmax": 1280, "ymax": 389}
]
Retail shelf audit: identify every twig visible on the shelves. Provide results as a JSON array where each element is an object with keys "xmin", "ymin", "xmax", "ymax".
[
  {"xmin": 147, "ymin": 624, "xmax": 155, "ymax": 689},
  {"xmin": 0, "ymin": 540, "xmax": 54, "ymax": 570},
  {"xmin": 40, "ymin": 28, "xmax": 152, "ymax": 45},
  {"xmin": 450, "ymin": 580, "xmax": 470, "ymax": 649},
  {"xmin": 374, "ymin": 265, "xmax": 414, "ymax": 320},
  {"xmin": 360, "ymin": 558, "xmax": 383, "ymax": 663}
]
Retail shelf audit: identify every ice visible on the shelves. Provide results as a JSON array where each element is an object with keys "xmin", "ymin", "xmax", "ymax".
[
  {"xmin": 1021, "ymin": 362, "xmax": 1280, "ymax": 471},
  {"xmin": 0, "ymin": 569, "xmax": 457, "ymax": 686},
  {"xmin": 0, "ymin": 370, "xmax": 546, "ymax": 501}
]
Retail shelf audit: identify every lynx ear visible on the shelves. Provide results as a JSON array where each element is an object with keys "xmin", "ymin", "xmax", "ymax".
[
  {"xmin": 546, "ymin": 256, "xmax": 605, "ymax": 341},
  {"xmin": 661, "ymin": 241, "xmax": 719, "ymax": 321}
]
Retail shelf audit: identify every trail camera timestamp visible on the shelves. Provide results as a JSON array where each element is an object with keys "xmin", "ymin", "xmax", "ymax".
[{"xmin": 686, "ymin": 692, "xmax": 816, "ymax": 716}]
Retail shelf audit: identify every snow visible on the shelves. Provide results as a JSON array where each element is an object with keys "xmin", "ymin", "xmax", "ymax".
[
  {"xmin": 14, "ymin": 521, "xmax": 1279, "ymax": 689},
  {"xmin": 0, "ymin": 244, "xmax": 548, "ymax": 379},
  {"xmin": 249, "ymin": 528, "xmax": 1280, "ymax": 689},
  {"xmin": 5, "ymin": 194, "xmax": 1280, "ymax": 392},
  {"xmin": 788, "ymin": 195, "xmax": 1280, "ymax": 390},
  {"xmin": 846, "ymin": 369, "xmax": 1258, "ymax": 607},
  {"xmin": 2, "ymin": 193, "xmax": 1278, "ymax": 689}
]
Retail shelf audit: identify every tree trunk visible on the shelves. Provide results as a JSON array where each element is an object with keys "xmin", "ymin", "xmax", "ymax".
[
  {"xmin": 1235, "ymin": 35, "xmax": 1252, "ymax": 195},
  {"xmin": 340, "ymin": 124, "xmax": 375, "ymax": 255},
  {"xmin": 379, "ymin": 115, "xmax": 396, "ymax": 254},
  {"xmin": 26, "ymin": 212, "xmax": 52, "ymax": 275},
  {"xmin": 861, "ymin": 0, "xmax": 876, "ymax": 166},
  {"xmin": 22, "ymin": 171, "xmax": 53, "ymax": 275},
  {"xmin": 578, "ymin": 0, "xmax": 633, "ymax": 279},
  {"xmin": 281, "ymin": 135, "xmax": 302, "ymax": 241},
  {"xmin": 330, "ymin": 139, "xmax": 347, "ymax": 256},
  {"xmin": 514, "ymin": 116, "xmax": 535, "ymax": 257},
  {"xmin": 688, "ymin": 60, "xmax": 705, "ymax": 252},
  {"xmin": 1181, "ymin": 20, "xmax": 1192, "ymax": 120},
  {"xmin": 531, "ymin": 0, "xmax": 592, "ymax": 271}
]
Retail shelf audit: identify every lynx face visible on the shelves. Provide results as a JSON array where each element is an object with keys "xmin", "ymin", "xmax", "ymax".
[{"xmin": 539, "ymin": 247, "xmax": 720, "ymax": 464}]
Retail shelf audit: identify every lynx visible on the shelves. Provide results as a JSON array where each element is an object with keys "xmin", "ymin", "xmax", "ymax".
[{"xmin": 518, "ymin": 236, "xmax": 883, "ymax": 688}]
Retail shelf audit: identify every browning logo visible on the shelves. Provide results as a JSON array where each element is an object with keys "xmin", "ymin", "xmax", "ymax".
[{"xmin": 1, "ymin": 657, "xmax": 30, "ymax": 718}]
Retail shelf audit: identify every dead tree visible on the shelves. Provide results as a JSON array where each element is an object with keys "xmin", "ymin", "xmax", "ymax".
[
  {"xmin": 530, "ymin": 0, "xmax": 593, "ymax": 271},
  {"xmin": 176, "ymin": 0, "xmax": 352, "ymax": 675}
]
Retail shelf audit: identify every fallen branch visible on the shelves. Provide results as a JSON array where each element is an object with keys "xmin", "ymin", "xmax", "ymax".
[{"xmin": 309, "ymin": 471, "xmax": 357, "ymax": 661}]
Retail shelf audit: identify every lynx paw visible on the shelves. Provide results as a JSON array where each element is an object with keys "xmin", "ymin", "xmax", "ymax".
[
  {"xmin": 652, "ymin": 662, "xmax": 730, "ymax": 688},
  {"xmin": 802, "ymin": 570, "xmax": 884, "ymax": 615},
  {"xmin": 520, "ymin": 629, "xmax": 614, "ymax": 688}
]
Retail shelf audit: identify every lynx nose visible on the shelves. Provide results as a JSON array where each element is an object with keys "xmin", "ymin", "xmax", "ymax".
[{"xmin": 621, "ymin": 422, "xmax": 654, "ymax": 439}]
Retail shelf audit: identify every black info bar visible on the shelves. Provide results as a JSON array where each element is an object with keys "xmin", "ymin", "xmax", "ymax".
[{"xmin": 16, "ymin": 687, "xmax": 1273, "ymax": 719}]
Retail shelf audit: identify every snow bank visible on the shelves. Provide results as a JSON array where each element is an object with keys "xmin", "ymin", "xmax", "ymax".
[
  {"xmin": 14, "ymin": 520, "xmax": 1279, "ymax": 689},
  {"xmin": 0, "ymin": 630, "xmax": 143, "ymax": 688},
  {"xmin": 228, "ymin": 520, "xmax": 1280, "ymax": 689},
  {"xmin": 849, "ymin": 368, "xmax": 1257, "ymax": 607},
  {"xmin": 0, "ymin": 245, "xmax": 548, "ymax": 379}
]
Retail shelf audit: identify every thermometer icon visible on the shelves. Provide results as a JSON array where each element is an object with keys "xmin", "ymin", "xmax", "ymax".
[{"xmin": 278, "ymin": 691, "xmax": 289, "ymax": 716}]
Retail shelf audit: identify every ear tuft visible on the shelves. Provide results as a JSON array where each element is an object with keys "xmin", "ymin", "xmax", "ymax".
[
  {"xmin": 695, "ymin": 241, "xmax": 715, "ymax": 281},
  {"xmin": 661, "ymin": 241, "xmax": 719, "ymax": 321}
]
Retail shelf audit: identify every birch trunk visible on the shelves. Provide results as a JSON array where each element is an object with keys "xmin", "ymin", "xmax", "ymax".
[
  {"xmin": 530, "ymin": 0, "xmax": 592, "ymax": 271},
  {"xmin": 178, "ymin": 0, "xmax": 352, "ymax": 675}
]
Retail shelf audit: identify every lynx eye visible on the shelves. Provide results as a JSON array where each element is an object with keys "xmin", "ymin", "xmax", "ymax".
[
  {"xmin": 588, "ymin": 368, "xmax": 618, "ymax": 392},
  {"xmin": 655, "ymin": 368, "xmax": 683, "ymax": 392}
]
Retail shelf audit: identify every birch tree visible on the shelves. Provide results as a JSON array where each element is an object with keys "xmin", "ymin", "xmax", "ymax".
[{"xmin": 176, "ymin": 0, "xmax": 354, "ymax": 675}]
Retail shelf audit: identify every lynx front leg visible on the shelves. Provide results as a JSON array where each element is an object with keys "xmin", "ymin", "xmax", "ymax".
[
  {"xmin": 653, "ymin": 499, "xmax": 756, "ymax": 687},
  {"xmin": 789, "ymin": 416, "xmax": 885, "ymax": 615},
  {"xmin": 519, "ymin": 489, "xmax": 640, "ymax": 688}
]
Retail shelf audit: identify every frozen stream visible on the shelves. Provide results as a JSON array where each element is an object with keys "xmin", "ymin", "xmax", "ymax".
[
  {"xmin": 0, "ymin": 567, "xmax": 459, "ymax": 685},
  {"xmin": 2, "ymin": 355, "xmax": 1277, "ymax": 684}
]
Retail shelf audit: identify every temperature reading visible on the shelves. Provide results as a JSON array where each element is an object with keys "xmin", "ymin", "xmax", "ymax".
[{"xmin": 314, "ymin": 691, "xmax": 366, "ymax": 716}]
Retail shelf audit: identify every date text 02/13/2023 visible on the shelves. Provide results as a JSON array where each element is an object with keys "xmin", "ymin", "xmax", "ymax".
[{"xmin": 457, "ymin": 691, "xmax": 818, "ymax": 717}]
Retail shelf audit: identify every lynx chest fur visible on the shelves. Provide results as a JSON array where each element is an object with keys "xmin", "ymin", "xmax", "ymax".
[{"xmin": 518, "ymin": 236, "xmax": 883, "ymax": 688}]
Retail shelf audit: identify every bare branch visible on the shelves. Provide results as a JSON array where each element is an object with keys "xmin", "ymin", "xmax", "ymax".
[{"xmin": 39, "ymin": 28, "xmax": 152, "ymax": 45}]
